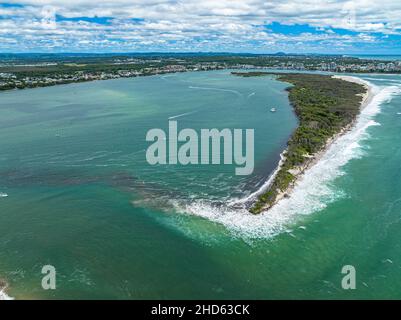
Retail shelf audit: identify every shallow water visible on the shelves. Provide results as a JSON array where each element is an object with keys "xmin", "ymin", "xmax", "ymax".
[
  {"xmin": 0, "ymin": 70, "xmax": 297, "ymax": 299},
  {"xmin": 1, "ymin": 70, "xmax": 401, "ymax": 299}
]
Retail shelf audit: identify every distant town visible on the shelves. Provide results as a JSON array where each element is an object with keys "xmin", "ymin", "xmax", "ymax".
[{"xmin": 0, "ymin": 53, "xmax": 400, "ymax": 91}]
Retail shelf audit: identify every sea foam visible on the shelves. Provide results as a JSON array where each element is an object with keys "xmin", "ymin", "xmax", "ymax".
[
  {"xmin": 0, "ymin": 288, "xmax": 13, "ymax": 300},
  {"xmin": 183, "ymin": 80, "xmax": 401, "ymax": 239}
]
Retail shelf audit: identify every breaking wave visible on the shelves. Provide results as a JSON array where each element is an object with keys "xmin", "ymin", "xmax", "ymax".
[
  {"xmin": 179, "ymin": 80, "xmax": 401, "ymax": 239},
  {"xmin": 0, "ymin": 290, "xmax": 13, "ymax": 300},
  {"xmin": 0, "ymin": 281, "xmax": 13, "ymax": 300}
]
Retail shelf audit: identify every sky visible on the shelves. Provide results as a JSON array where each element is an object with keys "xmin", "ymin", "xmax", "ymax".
[{"xmin": 0, "ymin": 0, "xmax": 401, "ymax": 54}]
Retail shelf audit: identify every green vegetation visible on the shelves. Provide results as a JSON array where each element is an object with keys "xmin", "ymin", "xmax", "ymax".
[
  {"xmin": 233, "ymin": 72, "xmax": 367, "ymax": 214},
  {"xmin": 1, "ymin": 53, "xmax": 399, "ymax": 91}
]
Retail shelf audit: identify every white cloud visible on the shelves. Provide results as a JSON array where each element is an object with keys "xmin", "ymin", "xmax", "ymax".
[{"xmin": 1, "ymin": 0, "xmax": 400, "ymax": 52}]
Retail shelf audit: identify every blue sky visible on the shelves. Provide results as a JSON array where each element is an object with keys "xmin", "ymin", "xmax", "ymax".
[{"xmin": 0, "ymin": 0, "xmax": 401, "ymax": 54}]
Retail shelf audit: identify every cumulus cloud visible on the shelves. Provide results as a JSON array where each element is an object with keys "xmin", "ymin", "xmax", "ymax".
[{"xmin": 0, "ymin": 0, "xmax": 400, "ymax": 52}]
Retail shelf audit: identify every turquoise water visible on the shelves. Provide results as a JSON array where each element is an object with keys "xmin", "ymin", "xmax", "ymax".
[
  {"xmin": 1, "ymin": 70, "xmax": 401, "ymax": 299},
  {"xmin": 0, "ymin": 70, "xmax": 297, "ymax": 299}
]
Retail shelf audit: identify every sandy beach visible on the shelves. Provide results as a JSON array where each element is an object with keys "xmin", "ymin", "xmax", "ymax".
[{"xmin": 260, "ymin": 75, "xmax": 375, "ymax": 211}]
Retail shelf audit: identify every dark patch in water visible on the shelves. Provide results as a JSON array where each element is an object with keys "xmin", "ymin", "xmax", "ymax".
[{"xmin": 0, "ymin": 168, "xmax": 103, "ymax": 187}]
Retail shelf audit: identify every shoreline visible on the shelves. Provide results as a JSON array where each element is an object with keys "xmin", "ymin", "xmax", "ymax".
[
  {"xmin": 0, "ymin": 66, "xmax": 396, "ymax": 95},
  {"xmin": 258, "ymin": 75, "xmax": 374, "ymax": 212}
]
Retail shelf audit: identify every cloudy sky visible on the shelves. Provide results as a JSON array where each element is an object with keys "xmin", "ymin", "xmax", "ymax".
[{"xmin": 1, "ymin": 0, "xmax": 401, "ymax": 53}]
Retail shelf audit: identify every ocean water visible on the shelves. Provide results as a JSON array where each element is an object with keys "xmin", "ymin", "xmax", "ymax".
[{"xmin": 1, "ymin": 70, "xmax": 401, "ymax": 299}]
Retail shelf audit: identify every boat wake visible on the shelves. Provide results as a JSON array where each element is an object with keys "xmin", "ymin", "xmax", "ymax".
[
  {"xmin": 168, "ymin": 111, "xmax": 198, "ymax": 120},
  {"xmin": 179, "ymin": 81, "xmax": 401, "ymax": 239},
  {"xmin": 188, "ymin": 86, "xmax": 242, "ymax": 97}
]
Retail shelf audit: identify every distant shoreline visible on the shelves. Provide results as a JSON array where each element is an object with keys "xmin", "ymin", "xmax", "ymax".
[{"xmin": 1, "ymin": 62, "xmax": 400, "ymax": 94}]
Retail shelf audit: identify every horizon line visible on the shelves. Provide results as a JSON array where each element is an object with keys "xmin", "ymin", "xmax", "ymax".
[{"xmin": 1, "ymin": 51, "xmax": 401, "ymax": 56}]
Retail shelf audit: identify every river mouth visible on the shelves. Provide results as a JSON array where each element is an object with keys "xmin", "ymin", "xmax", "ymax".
[
  {"xmin": 2, "ymin": 71, "xmax": 401, "ymax": 299},
  {"xmin": 0, "ymin": 70, "xmax": 297, "ymax": 299}
]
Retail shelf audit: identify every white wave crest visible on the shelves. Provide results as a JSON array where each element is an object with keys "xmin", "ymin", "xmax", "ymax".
[
  {"xmin": 0, "ymin": 288, "xmax": 13, "ymax": 300},
  {"xmin": 183, "ymin": 81, "xmax": 401, "ymax": 239}
]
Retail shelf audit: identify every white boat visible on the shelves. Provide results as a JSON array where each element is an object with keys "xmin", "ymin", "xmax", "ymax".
[
  {"xmin": 0, "ymin": 193, "xmax": 8, "ymax": 198},
  {"xmin": 270, "ymin": 107, "xmax": 277, "ymax": 112}
]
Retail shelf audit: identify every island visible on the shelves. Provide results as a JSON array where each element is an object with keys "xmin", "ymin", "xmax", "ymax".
[{"xmin": 232, "ymin": 72, "xmax": 369, "ymax": 214}]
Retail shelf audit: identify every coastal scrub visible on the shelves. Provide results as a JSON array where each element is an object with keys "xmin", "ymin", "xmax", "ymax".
[{"xmin": 232, "ymin": 72, "xmax": 367, "ymax": 214}]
